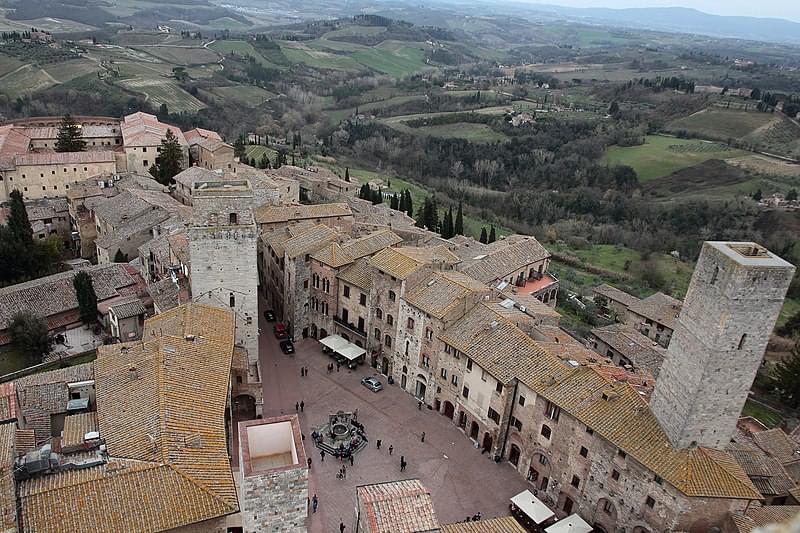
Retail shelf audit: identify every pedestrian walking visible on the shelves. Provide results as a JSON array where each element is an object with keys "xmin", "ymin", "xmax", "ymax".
[
  {"xmin": 295, "ymin": 402, "xmax": 299, "ymax": 412},
  {"xmin": 312, "ymin": 494, "xmax": 318, "ymax": 513},
  {"xmin": 349, "ymin": 454, "xmax": 354, "ymax": 466},
  {"xmin": 400, "ymin": 456, "xmax": 406, "ymax": 472},
  {"xmin": 376, "ymin": 439, "xmax": 382, "ymax": 450},
  {"xmin": 339, "ymin": 522, "xmax": 346, "ymax": 533},
  {"xmin": 342, "ymin": 464, "xmax": 347, "ymax": 479},
  {"xmin": 336, "ymin": 361, "xmax": 340, "ymax": 372},
  {"xmin": 418, "ymin": 400, "xmax": 423, "ymax": 410},
  {"xmin": 300, "ymin": 401, "xmax": 305, "ymax": 412},
  {"xmin": 320, "ymin": 450, "xmax": 325, "ymax": 462},
  {"xmin": 307, "ymin": 457, "xmax": 312, "ymax": 469},
  {"xmin": 300, "ymin": 367, "xmax": 303, "ymax": 377},
  {"xmin": 388, "ymin": 445, "xmax": 393, "ymax": 455},
  {"xmin": 421, "ymin": 431, "xmax": 425, "ymax": 443}
]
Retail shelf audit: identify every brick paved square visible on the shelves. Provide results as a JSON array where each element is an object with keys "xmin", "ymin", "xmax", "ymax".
[{"xmin": 258, "ymin": 317, "xmax": 530, "ymax": 532}]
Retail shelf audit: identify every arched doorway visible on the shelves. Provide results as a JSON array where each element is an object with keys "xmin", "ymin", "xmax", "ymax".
[
  {"xmin": 508, "ymin": 444, "xmax": 521, "ymax": 466},
  {"xmin": 310, "ymin": 324, "xmax": 317, "ymax": 339},
  {"xmin": 401, "ymin": 374, "xmax": 407, "ymax": 389},
  {"xmin": 482, "ymin": 432, "xmax": 493, "ymax": 454},
  {"xmin": 443, "ymin": 401, "xmax": 455, "ymax": 419},
  {"xmin": 594, "ymin": 498, "xmax": 617, "ymax": 532},
  {"xmin": 320, "ymin": 328, "xmax": 328, "ymax": 339},
  {"xmin": 470, "ymin": 421, "xmax": 479, "ymax": 440},
  {"xmin": 458, "ymin": 411, "xmax": 467, "ymax": 428},
  {"xmin": 414, "ymin": 374, "xmax": 427, "ymax": 400},
  {"xmin": 233, "ymin": 394, "xmax": 256, "ymax": 420},
  {"xmin": 355, "ymin": 340, "xmax": 363, "ymax": 347},
  {"xmin": 381, "ymin": 357, "xmax": 390, "ymax": 375}
]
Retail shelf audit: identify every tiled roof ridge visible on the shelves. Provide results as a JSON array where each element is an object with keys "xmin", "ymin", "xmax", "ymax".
[
  {"xmin": 167, "ymin": 461, "xmax": 239, "ymax": 511},
  {"xmin": 19, "ymin": 459, "xmax": 159, "ymax": 498},
  {"xmin": 692, "ymin": 447, "xmax": 763, "ymax": 498}
]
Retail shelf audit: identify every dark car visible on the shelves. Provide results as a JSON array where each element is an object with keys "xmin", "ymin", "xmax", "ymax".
[
  {"xmin": 280, "ymin": 339, "xmax": 295, "ymax": 354},
  {"xmin": 263, "ymin": 310, "xmax": 276, "ymax": 322},
  {"xmin": 274, "ymin": 323, "xmax": 287, "ymax": 339},
  {"xmin": 360, "ymin": 377, "xmax": 383, "ymax": 392}
]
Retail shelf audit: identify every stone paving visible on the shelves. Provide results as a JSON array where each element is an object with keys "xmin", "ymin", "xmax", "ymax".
[{"xmin": 257, "ymin": 311, "xmax": 530, "ymax": 532}]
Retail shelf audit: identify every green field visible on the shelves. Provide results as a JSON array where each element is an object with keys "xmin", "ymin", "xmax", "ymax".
[
  {"xmin": 208, "ymin": 85, "xmax": 274, "ymax": 107},
  {"xmin": 668, "ymin": 108, "xmax": 778, "ymax": 141},
  {"xmin": 281, "ymin": 41, "xmax": 364, "ymax": 71},
  {"xmin": 245, "ymin": 145, "xmax": 278, "ymax": 163},
  {"xmin": 409, "ymin": 122, "xmax": 508, "ymax": 143},
  {"xmin": 604, "ymin": 135, "xmax": 747, "ymax": 182},
  {"xmin": 44, "ymin": 59, "xmax": 99, "ymax": 84},
  {"xmin": 136, "ymin": 45, "xmax": 219, "ymax": 66},
  {"xmin": 0, "ymin": 64, "xmax": 56, "ymax": 97},
  {"xmin": 117, "ymin": 78, "xmax": 205, "ymax": 113},
  {"xmin": 323, "ymin": 26, "xmax": 387, "ymax": 39},
  {"xmin": 0, "ymin": 54, "xmax": 23, "ymax": 77},
  {"xmin": 741, "ymin": 399, "xmax": 783, "ymax": 429}
]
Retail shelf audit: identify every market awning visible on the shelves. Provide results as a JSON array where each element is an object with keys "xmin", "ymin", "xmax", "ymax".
[
  {"xmin": 510, "ymin": 490, "xmax": 554, "ymax": 524},
  {"xmin": 545, "ymin": 514, "xmax": 592, "ymax": 533},
  {"xmin": 320, "ymin": 335, "xmax": 349, "ymax": 351},
  {"xmin": 339, "ymin": 344, "xmax": 366, "ymax": 361}
]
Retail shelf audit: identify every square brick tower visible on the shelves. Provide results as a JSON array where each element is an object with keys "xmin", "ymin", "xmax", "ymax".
[
  {"xmin": 188, "ymin": 180, "xmax": 260, "ymax": 376},
  {"xmin": 650, "ymin": 242, "xmax": 795, "ymax": 449}
]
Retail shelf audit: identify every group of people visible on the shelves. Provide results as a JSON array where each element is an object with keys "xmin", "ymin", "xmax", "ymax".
[{"xmin": 326, "ymin": 361, "xmax": 340, "ymax": 373}]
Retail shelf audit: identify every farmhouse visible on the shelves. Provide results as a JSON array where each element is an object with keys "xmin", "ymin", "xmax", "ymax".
[{"xmin": 120, "ymin": 112, "xmax": 188, "ymax": 174}]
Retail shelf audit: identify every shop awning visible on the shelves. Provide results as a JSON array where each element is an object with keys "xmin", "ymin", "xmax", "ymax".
[
  {"xmin": 339, "ymin": 344, "xmax": 366, "ymax": 361},
  {"xmin": 320, "ymin": 335, "xmax": 349, "ymax": 351},
  {"xmin": 510, "ymin": 490, "xmax": 554, "ymax": 524},
  {"xmin": 545, "ymin": 514, "xmax": 592, "ymax": 533}
]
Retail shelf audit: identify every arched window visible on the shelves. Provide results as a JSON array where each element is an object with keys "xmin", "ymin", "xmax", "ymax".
[
  {"xmin": 229, "ymin": 212, "xmax": 238, "ymax": 224},
  {"xmin": 385, "ymin": 335, "xmax": 392, "ymax": 348},
  {"xmin": 738, "ymin": 334, "xmax": 747, "ymax": 350},
  {"xmin": 402, "ymin": 365, "xmax": 408, "ymax": 373},
  {"xmin": 376, "ymin": 308, "xmax": 383, "ymax": 320},
  {"xmin": 540, "ymin": 424, "xmax": 552, "ymax": 439},
  {"xmin": 387, "ymin": 314, "xmax": 394, "ymax": 326},
  {"xmin": 388, "ymin": 290, "xmax": 396, "ymax": 302}
]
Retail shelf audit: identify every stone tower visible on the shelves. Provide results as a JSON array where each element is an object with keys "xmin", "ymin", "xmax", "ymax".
[
  {"xmin": 188, "ymin": 180, "xmax": 260, "ymax": 375},
  {"xmin": 650, "ymin": 241, "xmax": 795, "ymax": 449}
]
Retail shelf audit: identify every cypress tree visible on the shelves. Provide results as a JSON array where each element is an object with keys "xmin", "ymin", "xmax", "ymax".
[
  {"xmin": 479, "ymin": 227, "xmax": 488, "ymax": 244},
  {"xmin": 488, "ymin": 225, "xmax": 497, "ymax": 243},
  {"xmin": 150, "ymin": 129, "xmax": 183, "ymax": 185},
  {"xmin": 55, "ymin": 114, "xmax": 87, "ymax": 152},
  {"xmin": 455, "ymin": 202, "xmax": 464, "ymax": 235},
  {"xmin": 772, "ymin": 343, "xmax": 800, "ymax": 408},
  {"xmin": 7, "ymin": 190, "xmax": 32, "ymax": 245},
  {"xmin": 390, "ymin": 193, "xmax": 399, "ymax": 210},
  {"xmin": 73, "ymin": 271, "xmax": 98, "ymax": 325},
  {"xmin": 398, "ymin": 191, "xmax": 407, "ymax": 213},
  {"xmin": 405, "ymin": 190, "xmax": 413, "ymax": 218},
  {"xmin": 344, "ymin": 167, "xmax": 350, "ymax": 182},
  {"xmin": 234, "ymin": 136, "xmax": 246, "ymax": 159}
]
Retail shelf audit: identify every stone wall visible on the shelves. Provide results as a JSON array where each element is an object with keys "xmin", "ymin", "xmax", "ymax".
[
  {"xmin": 240, "ymin": 465, "xmax": 308, "ymax": 533},
  {"xmin": 1, "ymin": 160, "xmax": 118, "ymax": 202},
  {"xmin": 309, "ymin": 260, "xmax": 337, "ymax": 339}
]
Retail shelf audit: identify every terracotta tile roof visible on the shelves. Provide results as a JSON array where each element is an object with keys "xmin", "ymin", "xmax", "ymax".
[
  {"xmin": 590, "ymin": 323, "xmax": 666, "ymax": 376},
  {"xmin": 121, "ymin": 112, "xmax": 187, "ymax": 147},
  {"xmin": 0, "ymin": 264, "xmax": 137, "ymax": 331},
  {"xmin": 184, "ymin": 127, "xmax": 222, "ymax": 145},
  {"xmin": 731, "ymin": 506, "xmax": 800, "ymax": 533},
  {"xmin": 254, "ymin": 202, "xmax": 352, "ymax": 225},
  {"xmin": 0, "ymin": 124, "xmax": 31, "ymax": 169},
  {"xmin": 94, "ymin": 207, "xmax": 172, "ymax": 250},
  {"xmin": 593, "ymin": 283, "xmax": 641, "ymax": 308},
  {"xmin": 198, "ymin": 137, "xmax": 231, "ymax": 152},
  {"xmin": 338, "ymin": 258, "xmax": 373, "ymax": 290},
  {"xmin": 312, "ymin": 242, "xmax": 354, "ymax": 268},
  {"xmin": 14, "ymin": 150, "xmax": 116, "ymax": 166},
  {"xmin": 627, "ymin": 292, "xmax": 683, "ymax": 330},
  {"xmin": 0, "ymin": 423, "xmax": 15, "ymax": 532},
  {"xmin": 752, "ymin": 429, "xmax": 800, "ymax": 467},
  {"xmin": 462, "ymin": 236, "xmax": 550, "ymax": 283},
  {"xmin": 62, "ymin": 411, "xmax": 98, "ymax": 449},
  {"xmin": 369, "ymin": 246, "xmax": 459, "ymax": 280},
  {"xmin": 0, "ymin": 383, "xmax": 16, "ymax": 423},
  {"xmin": 727, "ymin": 444, "xmax": 796, "ymax": 496},
  {"xmin": 405, "ymin": 271, "xmax": 490, "ymax": 319},
  {"xmin": 262, "ymin": 226, "xmax": 294, "ymax": 257},
  {"xmin": 356, "ymin": 479, "xmax": 439, "ymax": 533},
  {"xmin": 18, "ymin": 303, "xmax": 240, "ymax": 532},
  {"xmin": 167, "ymin": 230, "xmax": 190, "ymax": 265},
  {"xmin": 341, "ymin": 229, "xmax": 402, "ymax": 260},
  {"xmin": 283, "ymin": 224, "xmax": 339, "ymax": 259},
  {"xmin": 441, "ymin": 516, "xmax": 526, "ymax": 532},
  {"xmin": 15, "ymin": 428, "xmax": 35, "ymax": 457},
  {"xmin": 147, "ymin": 277, "xmax": 186, "ymax": 312},
  {"xmin": 109, "ymin": 296, "xmax": 146, "ymax": 320},
  {"xmin": 174, "ymin": 166, "xmax": 221, "ymax": 188}
]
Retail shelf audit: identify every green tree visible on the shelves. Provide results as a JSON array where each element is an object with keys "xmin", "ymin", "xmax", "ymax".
[
  {"xmin": 608, "ymin": 101, "xmax": 620, "ymax": 115},
  {"xmin": 479, "ymin": 227, "xmax": 488, "ymax": 244},
  {"xmin": 488, "ymin": 225, "xmax": 497, "ymax": 243},
  {"xmin": 9, "ymin": 311, "xmax": 52, "ymax": 364},
  {"xmin": 73, "ymin": 271, "xmax": 98, "ymax": 324},
  {"xmin": 772, "ymin": 343, "xmax": 800, "ymax": 408},
  {"xmin": 398, "ymin": 191, "xmax": 406, "ymax": 212},
  {"xmin": 778, "ymin": 311, "xmax": 800, "ymax": 338},
  {"xmin": 454, "ymin": 202, "xmax": 464, "ymax": 235},
  {"xmin": 441, "ymin": 207, "xmax": 454, "ymax": 238},
  {"xmin": 55, "ymin": 114, "xmax": 86, "ymax": 152},
  {"xmin": 259, "ymin": 153, "xmax": 270, "ymax": 169},
  {"xmin": 7, "ymin": 190, "xmax": 32, "ymax": 245},
  {"xmin": 390, "ymin": 193, "xmax": 399, "ymax": 210},
  {"xmin": 344, "ymin": 167, "xmax": 350, "ymax": 182},
  {"xmin": 234, "ymin": 136, "xmax": 246, "ymax": 160},
  {"xmin": 752, "ymin": 188, "xmax": 763, "ymax": 201},
  {"xmin": 149, "ymin": 130, "xmax": 183, "ymax": 185},
  {"xmin": 786, "ymin": 189, "xmax": 798, "ymax": 202},
  {"xmin": 405, "ymin": 190, "xmax": 413, "ymax": 218}
]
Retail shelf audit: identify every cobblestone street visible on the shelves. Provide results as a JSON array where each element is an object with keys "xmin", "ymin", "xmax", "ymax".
[{"xmin": 258, "ymin": 315, "xmax": 530, "ymax": 532}]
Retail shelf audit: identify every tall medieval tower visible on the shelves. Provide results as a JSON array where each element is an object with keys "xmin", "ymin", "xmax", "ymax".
[
  {"xmin": 188, "ymin": 180, "xmax": 260, "ymax": 376},
  {"xmin": 650, "ymin": 241, "xmax": 794, "ymax": 449}
]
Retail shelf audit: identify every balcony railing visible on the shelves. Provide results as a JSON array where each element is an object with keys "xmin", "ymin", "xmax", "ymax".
[{"xmin": 333, "ymin": 316, "xmax": 367, "ymax": 337}]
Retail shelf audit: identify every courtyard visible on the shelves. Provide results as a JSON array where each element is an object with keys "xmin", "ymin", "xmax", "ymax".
[{"xmin": 257, "ymin": 316, "xmax": 531, "ymax": 532}]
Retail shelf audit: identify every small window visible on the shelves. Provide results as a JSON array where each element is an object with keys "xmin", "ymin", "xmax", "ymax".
[
  {"xmin": 545, "ymin": 401, "xmax": 560, "ymax": 421},
  {"xmin": 344, "ymin": 286, "xmax": 350, "ymax": 298},
  {"xmin": 451, "ymin": 374, "xmax": 458, "ymax": 386},
  {"xmin": 645, "ymin": 496, "xmax": 655, "ymax": 509},
  {"xmin": 143, "ymin": 160, "xmax": 148, "ymax": 166},
  {"xmin": 579, "ymin": 446, "xmax": 588, "ymax": 458},
  {"xmin": 602, "ymin": 500, "xmax": 614, "ymax": 514},
  {"xmin": 540, "ymin": 424, "xmax": 552, "ymax": 439},
  {"xmin": 425, "ymin": 328, "xmax": 433, "ymax": 340},
  {"xmin": 229, "ymin": 293, "xmax": 235, "ymax": 307},
  {"xmin": 384, "ymin": 335, "xmax": 392, "ymax": 348},
  {"xmin": 618, "ymin": 449, "xmax": 627, "ymax": 459},
  {"xmin": 611, "ymin": 469, "xmax": 620, "ymax": 481},
  {"xmin": 538, "ymin": 455, "xmax": 548, "ymax": 465},
  {"xmin": 376, "ymin": 308, "xmax": 383, "ymax": 319},
  {"xmin": 738, "ymin": 334, "xmax": 747, "ymax": 350},
  {"xmin": 387, "ymin": 315, "xmax": 394, "ymax": 326},
  {"xmin": 495, "ymin": 382, "xmax": 503, "ymax": 394},
  {"xmin": 487, "ymin": 407, "xmax": 500, "ymax": 424},
  {"xmin": 440, "ymin": 368, "xmax": 447, "ymax": 379},
  {"xmin": 359, "ymin": 294, "xmax": 366, "ymax": 306},
  {"xmin": 511, "ymin": 417, "xmax": 522, "ymax": 431},
  {"xmin": 303, "ymin": 280, "xmax": 308, "ymax": 289},
  {"xmin": 586, "ymin": 426, "xmax": 594, "ymax": 435},
  {"xmin": 388, "ymin": 290, "xmax": 396, "ymax": 302},
  {"xmin": 229, "ymin": 213, "xmax": 238, "ymax": 224},
  {"xmin": 143, "ymin": 147, "xmax": 147, "ymax": 152},
  {"xmin": 374, "ymin": 328, "xmax": 381, "ymax": 340},
  {"xmin": 466, "ymin": 359, "xmax": 473, "ymax": 371},
  {"xmin": 462, "ymin": 386, "xmax": 469, "ymax": 399},
  {"xmin": 407, "ymin": 317, "xmax": 415, "ymax": 329},
  {"xmin": 518, "ymin": 395, "xmax": 526, "ymax": 407},
  {"xmin": 570, "ymin": 475, "xmax": 580, "ymax": 488},
  {"xmin": 654, "ymin": 474, "xmax": 663, "ymax": 485}
]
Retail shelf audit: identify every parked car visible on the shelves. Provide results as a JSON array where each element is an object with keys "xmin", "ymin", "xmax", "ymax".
[
  {"xmin": 274, "ymin": 323, "xmax": 287, "ymax": 339},
  {"xmin": 263, "ymin": 310, "xmax": 276, "ymax": 322},
  {"xmin": 280, "ymin": 339, "xmax": 295, "ymax": 354},
  {"xmin": 360, "ymin": 377, "xmax": 383, "ymax": 392}
]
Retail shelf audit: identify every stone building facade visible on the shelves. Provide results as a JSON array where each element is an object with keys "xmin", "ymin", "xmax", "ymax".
[
  {"xmin": 650, "ymin": 242, "xmax": 795, "ymax": 449},
  {"xmin": 188, "ymin": 180, "xmax": 260, "ymax": 380}
]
